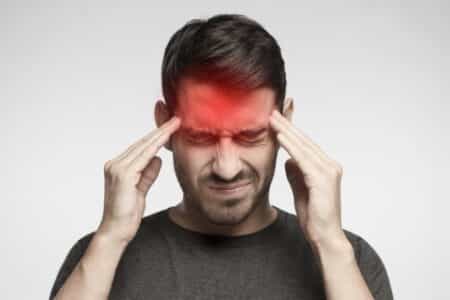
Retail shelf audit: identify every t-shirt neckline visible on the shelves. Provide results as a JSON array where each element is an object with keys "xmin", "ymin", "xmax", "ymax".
[{"xmin": 164, "ymin": 205, "xmax": 286, "ymax": 248}]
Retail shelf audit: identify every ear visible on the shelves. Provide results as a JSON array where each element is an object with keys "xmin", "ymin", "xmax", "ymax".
[
  {"xmin": 282, "ymin": 97, "xmax": 294, "ymax": 122},
  {"xmin": 154, "ymin": 99, "xmax": 173, "ymax": 151}
]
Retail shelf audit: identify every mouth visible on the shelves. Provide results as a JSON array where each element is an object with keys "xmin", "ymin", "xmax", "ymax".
[{"xmin": 207, "ymin": 181, "xmax": 252, "ymax": 195}]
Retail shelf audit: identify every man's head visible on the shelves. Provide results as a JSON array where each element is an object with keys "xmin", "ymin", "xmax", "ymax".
[{"xmin": 155, "ymin": 14, "xmax": 293, "ymax": 228}]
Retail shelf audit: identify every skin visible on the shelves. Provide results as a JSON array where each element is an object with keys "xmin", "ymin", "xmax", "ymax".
[
  {"xmin": 55, "ymin": 76, "xmax": 374, "ymax": 299},
  {"xmin": 269, "ymin": 109, "xmax": 375, "ymax": 300},
  {"xmin": 55, "ymin": 116, "xmax": 181, "ymax": 299},
  {"xmin": 156, "ymin": 77, "xmax": 282, "ymax": 236},
  {"xmin": 157, "ymin": 76, "xmax": 374, "ymax": 299}
]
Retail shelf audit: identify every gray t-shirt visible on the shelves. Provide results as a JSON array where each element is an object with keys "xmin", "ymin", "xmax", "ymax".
[{"xmin": 49, "ymin": 205, "xmax": 394, "ymax": 299}]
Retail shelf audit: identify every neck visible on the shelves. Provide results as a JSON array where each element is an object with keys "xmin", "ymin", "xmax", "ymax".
[{"xmin": 168, "ymin": 196, "xmax": 278, "ymax": 237}]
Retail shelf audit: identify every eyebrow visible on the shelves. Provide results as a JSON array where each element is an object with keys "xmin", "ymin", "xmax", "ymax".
[{"xmin": 181, "ymin": 126, "xmax": 268, "ymax": 136}]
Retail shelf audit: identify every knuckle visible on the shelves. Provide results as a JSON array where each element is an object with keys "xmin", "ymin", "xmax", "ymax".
[
  {"xmin": 332, "ymin": 164, "xmax": 343, "ymax": 177},
  {"xmin": 324, "ymin": 164, "xmax": 343, "ymax": 179},
  {"xmin": 104, "ymin": 160, "xmax": 113, "ymax": 173},
  {"xmin": 148, "ymin": 144, "xmax": 158, "ymax": 153},
  {"xmin": 107, "ymin": 163, "xmax": 126, "ymax": 178}
]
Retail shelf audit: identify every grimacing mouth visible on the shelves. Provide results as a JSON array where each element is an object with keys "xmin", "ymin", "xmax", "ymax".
[{"xmin": 207, "ymin": 180, "xmax": 252, "ymax": 190}]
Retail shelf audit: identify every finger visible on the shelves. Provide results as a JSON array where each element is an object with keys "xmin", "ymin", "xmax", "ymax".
[
  {"xmin": 124, "ymin": 117, "xmax": 180, "ymax": 168},
  {"xmin": 270, "ymin": 110, "xmax": 334, "ymax": 165},
  {"xmin": 116, "ymin": 116, "xmax": 180, "ymax": 163},
  {"xmin": 285, "ymin": 158, "xmax": 308, "ymax": 198},
  {"xmin": 285, "ymin": 159, "xmax": 309, "ymax": 224},
  {"xmin": 270, "ymin": 114, "xmax": 327, "ymax": 169},
  {"xmin": 127, "ymin": 119, "xmax": 180, "ymax": 172},
  {"xmin": 276, "ymin": 132, "xmax": 322, "ymax": 178},
  {"xmin": 120, "ymin": 116, "xmax": 180, "ymax": 165},
  {"xmin": 136, "ymin": 156, "xmax": 162, "ymax": 196}
]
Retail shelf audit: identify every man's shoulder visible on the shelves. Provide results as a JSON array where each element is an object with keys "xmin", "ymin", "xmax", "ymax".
[
  {"xmin": 277, "ymin": 207, "xmax": 387, "ymax": 266},
  {"xmin": 341, "ymin": 228, "xmax": 384, "ymax": 265},
  {"xmin": 132, "ymin": 208, "xmax": 171, "ymax": 243},
  {"xmin": 342, "ymin": 228, "xmax": 394, "ymax": 298},
  {"xmin": 141, "ymin": 207, "xmax": 170, "ymax": 227},
  {"xmin": 70, "ymin": 208, "xmax": 170, "ymax": 253}
]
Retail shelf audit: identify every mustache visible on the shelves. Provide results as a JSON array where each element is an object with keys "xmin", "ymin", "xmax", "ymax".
[{"xmin": 203, "ymin": 170, "xmax": 255, "ymax": 185}]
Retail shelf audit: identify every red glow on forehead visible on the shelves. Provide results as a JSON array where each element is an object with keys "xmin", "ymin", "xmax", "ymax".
[{"xmin": 176, "ymin": 77, "xmax": 275, "ymax": 132}]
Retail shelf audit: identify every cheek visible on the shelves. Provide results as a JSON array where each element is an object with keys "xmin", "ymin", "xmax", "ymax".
[
  {"xmin": 241, "ymin": 143, "xmax": 278, "ymax": 171},
  {"xmin": 173, "ymin": 140, "xmax": 210, "ymax": 176}
]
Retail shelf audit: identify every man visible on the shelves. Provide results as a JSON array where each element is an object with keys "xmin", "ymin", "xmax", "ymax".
[{"xmin": 50, "ymin": 14, "xmax": 393, "ymax": 299}]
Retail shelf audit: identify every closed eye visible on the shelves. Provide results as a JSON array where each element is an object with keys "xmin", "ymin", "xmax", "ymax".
[
  {"xmin": 234, "ymin": 129, "xmax": 268, "ymax": 144},
  {"xmin": 185, "ymin": 131, "xmax": 217, "ymax": 145},
  {"xmin": 181, "ymin": 127, "xmax": 268, "ymax": 146}
]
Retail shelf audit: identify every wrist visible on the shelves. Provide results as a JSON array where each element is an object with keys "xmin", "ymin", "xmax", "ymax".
[
  {"xmin": 75, "ymin": 229, "xmax": 128, "ymax": 298},
  {"xmin": 312, "ymin": 232, "xmax": 355, "ymax": 263},
  {"xmin": 96, "ymin": 220, "xmax": 135, "ymax": 246},
  {"xmin": 94, "ymin": 227, "xmax": 130, "ymax": 251},
  {"xmin": 80, "ymin": 231, "xmax": 129, "ymax": 276}
]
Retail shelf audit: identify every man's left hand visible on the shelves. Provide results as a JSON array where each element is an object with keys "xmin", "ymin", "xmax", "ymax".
[{"xmin": 269, "ymin": 106, "xmax": 348, "ymax": 252}]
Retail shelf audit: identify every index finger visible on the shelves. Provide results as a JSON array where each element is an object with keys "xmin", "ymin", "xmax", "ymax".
[
  {"xmin": 119, "ymin": 116, "xmax": 180, "ymax": 165},
  {"xmin": 269, "ymin": 109, "xmax": 324, "ymax": 156},
  {"xmin": 126, "ymin": 116, "xmax": 181, "ymax": 171},
  {"xmin": 269, "ymin": 109, "xmax": 335, "ymax": 166}
]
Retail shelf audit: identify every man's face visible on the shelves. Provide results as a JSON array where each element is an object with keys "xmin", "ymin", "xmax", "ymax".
[{"xmin": 171, "ymin": 77, "xmax": 279, "ymax": 226}]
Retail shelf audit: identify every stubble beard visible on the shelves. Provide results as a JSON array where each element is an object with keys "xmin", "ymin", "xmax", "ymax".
[{"xmin": 172, "ymin": 154, "xmax": 277, "ymax": 228}]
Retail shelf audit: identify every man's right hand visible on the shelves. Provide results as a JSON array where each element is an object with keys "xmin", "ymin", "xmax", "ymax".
[{"xmin": 97, "ymin": 115, "xmax": 180, "ymax": 245}]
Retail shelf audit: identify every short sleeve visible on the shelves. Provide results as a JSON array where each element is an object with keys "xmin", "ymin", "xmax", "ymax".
[
  {"xmin": 49, "ymin": 233, "xmax": 94, "ymax": 300},
  {"xmin": 354, "ymin": 235, "xmax": 394, "ymax": 300}
]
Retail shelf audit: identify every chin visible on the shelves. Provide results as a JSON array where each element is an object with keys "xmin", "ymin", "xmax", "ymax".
[{"xmin": 197, "ymin": 192, "xmax": 258, "ymax": 226}]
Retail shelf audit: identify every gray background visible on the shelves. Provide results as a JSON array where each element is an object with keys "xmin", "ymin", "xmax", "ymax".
[{"xmin": 2, "ymin": 0, "xmax": 448, "ymax": 299}]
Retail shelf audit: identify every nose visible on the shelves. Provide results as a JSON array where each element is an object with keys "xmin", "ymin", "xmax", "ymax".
[{"xmin": 211, "ymin": 137, "xmax": 243, "ymax": 181}]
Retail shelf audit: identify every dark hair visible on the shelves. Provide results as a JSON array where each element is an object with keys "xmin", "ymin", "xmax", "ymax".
[{"xmin": 161, "ymin": 14, "xmax": 286, "ymax": 114}]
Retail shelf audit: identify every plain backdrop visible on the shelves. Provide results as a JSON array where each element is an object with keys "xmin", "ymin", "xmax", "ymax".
[{"xmin": 2, "ymin": 0, "xmax": 448, "ymax": 299}]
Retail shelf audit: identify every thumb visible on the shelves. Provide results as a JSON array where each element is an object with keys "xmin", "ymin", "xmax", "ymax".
[
  {"xmin": 285, "ymin": 159, "xmax": 299, "ymax": 192},
  {"xmin": 137, "ymin": 156, "xmax": 162, "ymax": 197},
  {"xmin": 285, "ymin": 159, "xmax": 310, "ymax": 230},
  {"xmin": 284, "ymin": 159, "xmax": 307, "ymax": 200}
]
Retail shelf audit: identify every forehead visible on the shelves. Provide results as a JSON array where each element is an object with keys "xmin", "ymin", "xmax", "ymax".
[{"xmin": 176, "ymin": 77, "xmax": 276, "ymax": 131}]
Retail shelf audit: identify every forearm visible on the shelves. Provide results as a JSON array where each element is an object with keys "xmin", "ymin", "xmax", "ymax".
[
  {"xmin": 313, "ymin": 234, "xmax": 374, "ymax": 300},
  {"xmin": 54, "ymin": 232, "xmax": 128, "ymax": 300}
]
